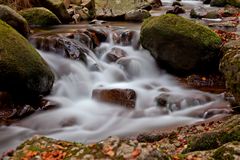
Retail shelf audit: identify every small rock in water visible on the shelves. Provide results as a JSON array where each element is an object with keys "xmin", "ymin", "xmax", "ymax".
[
  {"xmin": 92, "ymin": 88, "xmax": 137, "ymax": 108},
  {"xmin": 155, "ymin": 92, "xmax": 213, "ymax": 111},
  {"xmin": 105, "ymin": 47, "xmax": 127, "ymax": 63},
  {"xmin": 166, "ymin": 6, "xmax": 185, "ymax": 14}
]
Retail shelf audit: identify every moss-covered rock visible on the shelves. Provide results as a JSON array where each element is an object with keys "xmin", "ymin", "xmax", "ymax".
[
  {"xmin": 212, "ymin": 141, "xmax": 240, "ymax": 160},
  {"xmin": 0, "ymin": 5, "xmax": 29, "ymax": 37},
  {"xmin": 183, "ymin": 115, "xmax": 240, "ymax": 153},
  {"xmin": 34, "ymin": 0, "xmax": 71, "ymax": 23},
  {"xmin": 140, "ymin": 14, "xmax": 222, "ymax": 75},
  {"xmin": 220, "ymin": 40, "xmax": 240, "ymax": 108},
  {"xmin": 0, "ymin": 19, "xmax": 54, "ymax": 100},
  {"xmin": 20, "ymin": 7, "xmax": 61, "ymax": 26}
]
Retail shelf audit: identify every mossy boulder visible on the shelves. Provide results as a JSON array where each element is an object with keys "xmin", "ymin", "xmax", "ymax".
[
  {"xmin": 220, "ymin": 40, "xmax": 240, "ymax": 107},
  {"xmin": 35, "ymin": 0, "xmax": 71, "ymax": 23},
  {"xmin": 183, "ymin": 115, "xmax": 240, "ymax": 153},
  {"xmin": 212, "ymin": 141, "xmax": 240, "ymax": 160},
  {"xmin": 20, "ymin": 7, "xmax": 61, "ymax": 26},
  {"xmin": 0, "ymin": 20, "xmax": 54, "ymax": 100},
  {"xmin": 140, "ymin": 14, "xmax": 222, "ymax": 75},
  {"xmin": 0, "ymin": 5, "xmax": 29, "ymax": 37}
]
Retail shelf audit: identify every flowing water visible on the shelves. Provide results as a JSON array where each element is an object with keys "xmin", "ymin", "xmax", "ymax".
[
  {"xmin": 0, "ymin": 26, "xmax": 232, "ymax": 154},
  {"xmin": 0, "ymin": 1, "xmax": 236, "ymax": 153}
]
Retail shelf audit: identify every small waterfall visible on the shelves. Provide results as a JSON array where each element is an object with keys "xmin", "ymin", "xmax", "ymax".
[{"xmin": 0, "ymin": 26, "xmax": 231, "ymax": 154}]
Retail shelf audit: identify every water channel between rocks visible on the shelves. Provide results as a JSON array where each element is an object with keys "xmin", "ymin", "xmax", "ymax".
[{"xmin": 0, "ymin": 1, "xmax": 235, "ymax": 154}]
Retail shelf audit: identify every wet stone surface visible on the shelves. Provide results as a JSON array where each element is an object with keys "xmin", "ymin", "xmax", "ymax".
[{"xmin": 92, "ymin": 88, "xmax": 137, "ymax": 108}]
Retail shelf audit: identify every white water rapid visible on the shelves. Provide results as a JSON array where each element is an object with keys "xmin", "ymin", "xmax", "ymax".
[{"xmin": 0, "ymin": 30, "xmax": 231, "ymax": 154}]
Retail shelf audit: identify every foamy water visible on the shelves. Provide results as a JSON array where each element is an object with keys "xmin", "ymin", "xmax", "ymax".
[{"xmin": 0, "ymin": 30, "xmax": 230, "ymax": 154}]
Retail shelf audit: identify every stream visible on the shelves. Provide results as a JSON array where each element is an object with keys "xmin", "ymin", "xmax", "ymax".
[{"xmin": 0, "ymin": 0, "xmax": 236, "ymax": 154}]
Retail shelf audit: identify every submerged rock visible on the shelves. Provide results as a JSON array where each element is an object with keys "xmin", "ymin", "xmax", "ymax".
[
  {"xmin": 0, "ymin": 20, "xmax": 54, "ymax": 101},
  {"xmin": 220, "ymin": 40, "xmax": 240, "ymax": 109},
  {"xmin": 140, "ymin": 14, "xmax": 222, "ymax": 75},
  {"xmin": 20, "ymin": 7, "xmax": 61, "ymax": 26},
  {"xmin": 0, "ymin": 5, "xmax": 29, "ymax": 37},
  {"xmin": 105, "ymin": 47, "xmax": 127, "ymax": 63},
  {"xmin": 92, "ymin": 88, "xmax": 136, "ymax": 108}
]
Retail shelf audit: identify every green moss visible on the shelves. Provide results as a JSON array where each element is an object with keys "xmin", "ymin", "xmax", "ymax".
[
  {"xmin": 141, "ymin": 14, "xmax": 221, "ymax": 49},
  {"xmin": 0, "ymin": 19, "xmax": 54, "ymax": 96},
  {"xmin": 19, "ymin": 7, "xmax": 61, "ymax": 26},
  {"xmin": 183, "ymin": 125, "xmax": 240, "ymax": 153}
]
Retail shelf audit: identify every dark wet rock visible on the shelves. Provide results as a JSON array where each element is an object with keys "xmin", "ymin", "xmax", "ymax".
[
  {"xmin": 166, "ymin": 6, "xmax": 185, "ymax": 14},
  {"xmin": 105, "ymin": 47, "xmax": 127, "ymax": 63},
  {"xmin": 30, "ymin": 35, "xmax": 88, "ymax": 63},
  {"xmin": 210, "ymin": 0, "xmax": 240, "ymax": 7},
  {"xmin": 113, "ymin": 30, "xmax": 140, "ymax": 49},
  {"xmin": 125, "ymin": 9, "xmax": 151, "ymax": 22},
  {"xmin": 19, "ymin": 7, "xmax": 61, "ymax": 26},
  {"xmin": 172, "ymin": 1, "xmax": 183, "ymax": 6},
  {"xmin": 92, "ymin": 88, "xmax": 136, "ymax": 108},
  {"xmin": 220, "ymin": 40, "xmax": 240, "ymax": 109},
  {"xmin": 137, "ymin": 133, "xmax": 168, "ymax": 143},
  {"xmin": 210, "ymin": 0, "xmax": 227, "ymax": 7},
  {"xmin": 140, "ymin": 14, "xmax": 222, "ymax": 76},
  {"xmin": 190, "ymin": 7, "xmax": 208, "ymax": 19},
  {"xmin": 183, "ymin": 115, "xmax": 240, "ymax": 153},
  {"xmin": 137, "ymin": 4, "xmax": 152, "ymax": 11},
  {"xmin": 203, "ymin": 0, "xmax": 211, "ymax": 4},
  {"xmin": 0, "ymin": 5, "xmax": 29, "ymax": 37},
  {"xmin": 146, "ymin": 0, "xmax": 162, "ymax": 8},
  {"xmin": 0, "ymin": 20, "xmax": 54, "ymax": 101},
  {"xmin": 185, "ymin": 74, "xmax": 225, "ymax": 92},
  {"xmin": 86, "ymin": 28, "xmax": 108, "ymax": 46},
  {"xmin": 155, "ymin": 92, "xmax": 213, "ymax": 111}
]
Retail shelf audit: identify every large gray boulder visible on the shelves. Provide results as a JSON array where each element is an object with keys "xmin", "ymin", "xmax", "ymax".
[
  {"xmin": 20, "ymin": 7, "xmax": 61, "ymax": 26},
  {"xmin": 0, "ymin": 5, "xmax": 29, "ymax": 37},
  {"xmin": 140, "ymin": 14, "xmax": 222, "ymax": 75}
]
